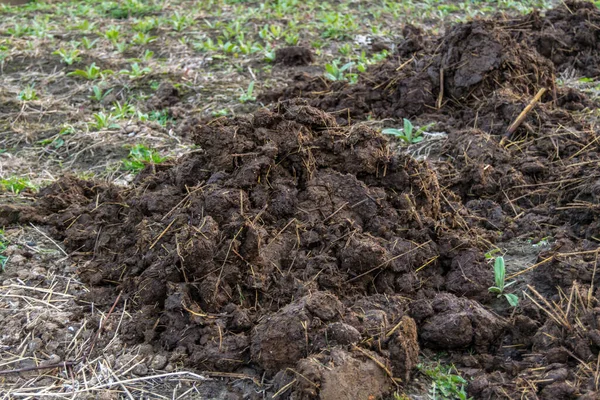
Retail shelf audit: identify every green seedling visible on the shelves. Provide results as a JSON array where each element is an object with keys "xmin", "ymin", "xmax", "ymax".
[
  {"xmin": 170, "ymin": 12, "xmax": 192, "ymax": 32},
  {"xmin": 0, "ymin": 176, "xmax": 37, "ymax": 194},
  {"xmin": 284, "ymin": 32, "xmax": 299, "ymax": 45},
  {"xmin": 132, "ymin": 32, "xmax": 157, "ymax": 45},
  {"xmin": 338, "ymin": 43, "xmax": 354, "ymax": 58},
  {"xmin": 484, "ymin": 248, "xmax": 502, "ymax": 260},
  {"xmin": 122, "ymin": 144, "xmax": 168, "ymax": 173},
  {"xmin": 90, "ymin": 112, "xmax": 119, "ymax": 130},
  {"xmin": 80, "ymin": 37, "xmax": 98, "ymax": 50},
  {"xmin": 382, "ymin": 119, "xmax": 427, "ymax": 145},
  {"xmin": 37, "ymin": 124, "xmax": 74, "ymax": 148},
  {"xmin": 90, "ymin": 85, "xmax": 113, "ymax": 102},
  {"xmin": 324, "ymin": 60, "xmax": 355, "ymax": 82},
  {"xmin": 111, "ymin": 101, "xmax": 135, "ymax": 119},
  {"xmin": 239, "ymin": 81, "xmax": 256, "ymax": 103},
  {"xmin": 195, "ymin": 38, "xmax": 218, "ymax": 52},
  {"xmin": 53, "ymin": 48, "xmax": 81, "ymax": 65},
  {"xmin": 120, "ymin": 63, "xmax": 151, "ymax": 78},
  {"xmin": 18, "ymin": 85, "xmax": 38, "ymax": 101},
  {"xmin": 417, "ymin": 362, "xmax": 471, "ymax": 400},
  {"xmin": 132, "ymin": 17, "xmax": 158, "ymax": 33},
  {"xmin": 73, "ymin": 19, "xmax": 96, "ymax": 32},
  {"xmin": 0, "ymin": 229, "xmax": 8, "ymax": 272},
  {"xmin": 488, "ymin": 256, "xmax": 519, "ymax": 307},
  {"xmin": 114, "ymin": 42, "xmax": 129, "ymax": 53},
  {"xmin": 104, "ymin": 26, "xmax": 121, "ymax": 44},
  {"xmin": 68, "ymin": 63, "xmax": 113, "ymax": 80},
  {"xmin": 7, "ymin": 23, "xmax": 33, "ymax": 37}
]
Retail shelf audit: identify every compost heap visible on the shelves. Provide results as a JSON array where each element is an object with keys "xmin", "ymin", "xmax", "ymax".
[{"xmin": 4, "ymin": 1, "xmax": 600, "ymax": 399}]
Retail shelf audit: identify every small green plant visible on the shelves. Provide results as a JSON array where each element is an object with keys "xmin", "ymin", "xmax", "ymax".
[
  {"xmin": 80, "ymin": 36, "xmax": 98, "ymax": 50},
  {"xmin": 0, "ymin": 229, "xmax": 8, "ymax": 272},
  {"xmin": 132, "ymin": 17, "xmax": 158, "ymax": 33},
  {"xmin": 37, "ymin": 124, "xmax": 74, "ymax": 148},
  {"xmin": 111, "ymin": 101, "xmax": 136, "ymax": 119},
  {"xmin": 132, "ymin": 32, "xmax": 157, "ymax": 45},
  {"xmin": 90, "ymin": 112, "xmax": 119, "ymax": 130},
  {"xmin": 122, "ymin": 144, "xmax": 168, "ymax": 172},
  {"xmin": 53, "ymin": 48, "xmax": 81, "ymax": 65},
  {"xmin": 417, "ymin": 362, "xmax": 471, "ymax": 400},
  {"xmin": 68, "ymin": 63, "xmax": 113, "ymax": 80},
  {"xmin": 284, "ymin": 32, "xmax": 299, "ymax": 45},
  {"xmin": 104, "ymin": 26, "xmax": 121, "ymax": 44},
  {"xmin": 90, "ymin": 85, "xmax": 113, "ymax": 102},
  {"xmin": 382, "ymin": 119, "xmax": 432, "ymax": 145},
  {"xmin": 169, "ymin": 12, "xmax": 192, "ymax": 32},
  {"xmin": 0, "ymin": 176, "xmax": 37, "ymax": 194},
  {"xmin": 239, "ymin": 81, "xmax": 256, "ymax": 103},
  {"xmin": 338, "ymin": 43, "xmax": 354, "ymax": 58},
  {"xmin": 211, "ymin": 108, "xmax": 229, "ymax": 117},
  {"xmin": 488, "ymin": 256, "xmax": 519, "ymax": 307},
  {"xmin": 7, "ymin": 23, "xmax": 33, "ymax": 37},
  {"xmin": 73, "ymin": 19, "xmax": 96, "ymax": 33},
  {"xmin": 324, "ymin": 60, "xmax": 355, "ymax": 82},
  {"xmin": 120, "ymin": 63, "xmax": 151, "ymax": 78},
  {"xmin": 18, "ymin": 85, "xmax": 39, "ymax": 101}
]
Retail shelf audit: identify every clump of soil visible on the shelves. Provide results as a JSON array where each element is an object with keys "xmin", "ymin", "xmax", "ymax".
[
  {"xmin": 275, "ymin": 46, "xmax": 314, "ymax": 66},
  {"xmin": 261, "ymin": 1, "xmax": 599, "ymax": 128},
  {"xmin": 10, "ymin": 101, "xmax": 500, "ymax": 398}
]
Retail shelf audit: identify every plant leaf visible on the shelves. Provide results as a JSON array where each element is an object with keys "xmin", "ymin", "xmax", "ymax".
[
  {"xmin": 494, "ymin": 256, "xmax": 505, "ymax": 288},
  {"xmin": 504, "ymin": 293, "xmax": 519, "ymax": 307}
]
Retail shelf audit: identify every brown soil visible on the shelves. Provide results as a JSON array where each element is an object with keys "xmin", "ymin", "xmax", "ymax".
[
  {"xmin": 4, "ymin": 2, "xmax": 600, "ymax": 399},
  {"xmin": 275, "ymin": 46, "xmax": 315, "ymax": 67}
]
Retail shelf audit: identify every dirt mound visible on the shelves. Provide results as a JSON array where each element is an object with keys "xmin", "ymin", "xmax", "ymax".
[
  {"xmin": 13, "ymin": 102, "xmax": 505, "ymax": 398},
  {"xmin": 5, "ymin": 3, "xmax": 600, "ymax": 399},
  {"xmin": 275, "ymin": 46, "xmax": 314, "ymax": 66},
  {"xmin": 261, "ymin": 1, "xmax": 600, "ymax": 128}
]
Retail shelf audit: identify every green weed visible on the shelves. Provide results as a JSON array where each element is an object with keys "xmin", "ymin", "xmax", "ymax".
[
  {"xmin": 80, "ymin": 37, "xmax": 98, "ymax": 50},
  {"xmin": 18, "ymin": 85, "xmax": 39, "ymax": 101},
  {"xmin": 488, "ymin": 256, "xmax": 519, "ymax": 307},
  {"xmin": 37, "ymin": 124, "xmax": 74, "ymax": 148},
  {"xmin": 132, "ymin": 32, "xmax": 157, "ymax": 45},
  {"xmin": 120, "ymin": 63, "xmax": 151, "ymax": 78},
  {"xmin": 417, "ymin": 362, "xmax": 471, "ymax": 400},
  {"xmin": 239, "ymin": 81, "xmax": 256, "ymax": 103},
  {"xmin": 324, "ymin": 60, "xmax": 356, "ymax": 82},
  {"xmin": 90, "ymin": 111, "xmax": 119, "ymax": 130},
  {"xmin": 122, "ymin": 144, "xmax": 168, "ymax": 172},
  {"xmin": 0, "ymin": 176, "xmax": 37, "ymax": 194},
  {"xmin": 68, "ymin": 63, "xmax": 113, "ymax": 80},
  {"xmin": 382, "ymin": 119, "xmax": 433, "ymax": 145},
  {"xmin": 53, "ymin": 48, "xmax": 81, "ymax": 65},
  {"xmin": 90, "ymin": 85, "xmax": 112, "ymax": 102},
  {"xmin": 0, "ymin": 229, "xmax": 7, "ymax": 272}
]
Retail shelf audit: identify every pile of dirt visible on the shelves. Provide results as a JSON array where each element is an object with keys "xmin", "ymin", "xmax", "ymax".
[
  {"xmin": 4, "ymin": 2, "xmax": 600, "ymax": 399},
  {"xmin": 261, "ymin": 1, "xmax": 599, "ymax": 128},
  {"xmin": 4, "ymin": 102, "xmax": 508, "ymax": 398}
]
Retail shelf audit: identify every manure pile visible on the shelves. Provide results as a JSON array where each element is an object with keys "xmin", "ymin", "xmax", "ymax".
[{"xmin": 4, "ymin": 1, "xmax": 600, "ymax": 399}]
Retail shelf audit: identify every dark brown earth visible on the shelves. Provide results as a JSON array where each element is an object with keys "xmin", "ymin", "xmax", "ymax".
[
  {"xmin": 3, "ymin": 1, "xmax": 600, "ymax": 399},
  {"xmin": 275, "ymin": 46, "xmax": 315, "ymax": 67}
]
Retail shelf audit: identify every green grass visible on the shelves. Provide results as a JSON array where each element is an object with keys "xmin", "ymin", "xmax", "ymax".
[
  {"xmin": 0, "ymin": 176, "xmax": 37, "ymax": 194},
  {"xmin": 417, "ymin": 361, "xmax": 471, "ymax": 400},
  {"xmin": 0, "ymin": 229, "xmax": 7, "ymax": 272},
  {"xmin": 122, "ymin": 144, "xmax": 168, "ymax": 173}
]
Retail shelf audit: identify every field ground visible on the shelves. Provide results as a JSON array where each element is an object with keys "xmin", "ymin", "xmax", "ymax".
[{"xmin": 2, "ymin": 0, "xmax": 600, "ymax": 399}]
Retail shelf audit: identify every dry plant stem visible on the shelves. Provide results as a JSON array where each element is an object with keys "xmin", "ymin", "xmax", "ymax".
[
  {"xmin": 0, "ymin": 291, "xmax": 123, "ymax": 376},
  {"xmin": 504, "ymin": 88, "xmax": 547, "ymax": 138}
]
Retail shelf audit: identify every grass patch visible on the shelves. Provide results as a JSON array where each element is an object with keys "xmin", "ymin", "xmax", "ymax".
[
  {"xmin": 417, "ymin": 361, "xmax": 471, "ymax": 400},
  {"xmin": 122, "ymin": 144, "xmax": 168, "ymax": 173},
  {"xmin": 0, "ymin": 176, "xmax": 37, "ymax": 194}
]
